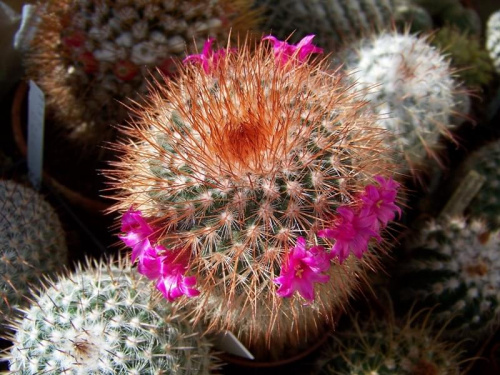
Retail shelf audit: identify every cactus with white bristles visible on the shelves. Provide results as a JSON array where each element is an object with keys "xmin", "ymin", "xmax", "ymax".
[
  {"xmin": 314, "ymin": 307, "xmax": 465, "ymax": 375},
  {"xmin": 0, "ymin": 180, "xmax": 67, "ymax": 324},
  {"xmin": 25, "ymin": 0, "xmax": 256, "ymax": 147},
  {"xmin": 486, "ymin": 9, "xmax": 500, "ymax": 75},
  {"xmin": 106, "ymin": 34, "xmax": 403, "ymax": 360},
  {"xmin": 343, "ymin": 31, "xmax": 468, "ymax": 177},
  {"xmin": 3, "ymin": 255, "xmax": 217, "ymax": 374},
  {"xmin": 398, "ymin": 216, "xmax": 500, "ymax": 339}
]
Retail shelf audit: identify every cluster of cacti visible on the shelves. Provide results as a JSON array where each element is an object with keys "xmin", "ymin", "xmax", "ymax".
[
  {"xmin": 253, "ymin": 0, "xmax": 428, "ymax": 51},
  {"xmin": 4, "ymin": 255, "xmax": 217, "ymax": 374},
  {"xmin": 342, "ymin": 31, "xmax": 468, "ymax": 176},
  {"xmin": 431, "ymin": 26, "xmax": 495, "ymax": 89},
  {"xmin": 486, "ymin": 9, "xmax": 500, "ymax": 75},
  {"xmin": 398, "ymin": 216, "xmax": 500, "ymax": 339},
  {"xmin": 25, "ymin": 0, "xmax": 254, "ymax": 146},
  {"xmin": 107, "ymin": 35, "xmax": 402, "ymax": 360},
  {"xmin": 314, "ymin": 307, "xmax": 464, "ymax": 374},
  {"xmin": 0, "ymin": 179, "xmax": 67, "ymax": 323}
]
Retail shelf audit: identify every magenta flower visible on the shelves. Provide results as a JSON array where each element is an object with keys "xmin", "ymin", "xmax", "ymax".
[
  {"xmin": 360, "ymin": 176, "xmax": 401, "ymax": 228},
  {"xmin": 137, "ymin": 245, "xmax": 162, "ymax": 280},
  {"xmin": 274, "ymin": 237, "xmax": 330, "ymax": 301},
  {"xmin": 119, "ymin": 207, "xmax": 156, "ymax": 262},
  {"xmin": 183, "ymin": 37, "xmax": 233, "ymax": 74},
  {"xmin": 318, "ymin": 207, "xmax": 378, "ymax": 264},
  {"xmin": 156, "ymin": 250, "xmax": 200, "ymax": 302},
  {"xmin": 262, "ymin": 34, "xmax": 323, "ymax": 66}
]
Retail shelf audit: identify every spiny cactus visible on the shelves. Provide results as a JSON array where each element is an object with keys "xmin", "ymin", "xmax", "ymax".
[
  {"xmin": 398, "ymin": 216, "xmax": 500, "ymax": 339},
  {"xmin": 314, "ymin": 307, "xmax": 465, "ymax": 375},
  {"xmin": 343, "ymin": 31, "xmax": 468, "ymax": 177},
  {"xmin": 4, "ymin": 255, "xmax": 217, "ymax": 374},
  {"xmin": 0, "ymin": 179, "xmax": 67, "ymax": 323},
  {"xmin": 254, "ymin": 0, "xmax": 428, "ymax": 51},
  {"xmin": 486, "ymin": 9, "xmax": 500, "ymax": 75},
  {"xmin": 431, "ymin": 26, "xmax": 494, "ymax": 89},
  {"xmin": 106, "ymin": 35, "xmax": 402, "ymax": 360},
  {"xmin": 25, "ymin": 0, "xmax": 255, "ymax": 148}
]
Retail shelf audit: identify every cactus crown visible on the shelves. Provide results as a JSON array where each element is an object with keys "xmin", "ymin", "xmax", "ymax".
[
  {"xmin": 4, "ymin": 256, "xmax": 217, "ymax": 374},
  {"xmin": 0, "ymin": 180, "xmax": 67, "ymax": 323}
]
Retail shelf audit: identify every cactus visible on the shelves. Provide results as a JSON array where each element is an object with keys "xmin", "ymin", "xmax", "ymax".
[
  {"xmin": 0, "ymin": 179, "xmax": 67, "ymax": 323},
  {"xmin": 25, "ymin": 0, "xmax": 255, "ymax": 147},
  {"xmin": 343, "ymin": 31, "xmax": 468, "ymax": 177},
  {"xmin": 398, "ymin": 216, "xmax": 500, "ymax": 339},
  {"xmin": 486, "ymin": 9, "xmax": 500, "ymax": 75},
  {"xmin": 253, "ymin": 0, "xmax": 429, "ymax": 51},
  {"xmin": 4, "ymin": 255, "xmax": 217, "ymax": 374},
  {"xmin": 431, "ymin": 26, "xmax": 495, "ymax": 89},
  {"xmin": 314, "ymin": 307, "xmax": 464, "ymax": 375},
  {"xmin": 106, "ymin": 35, "xmax": 402, "ymax": 360}
]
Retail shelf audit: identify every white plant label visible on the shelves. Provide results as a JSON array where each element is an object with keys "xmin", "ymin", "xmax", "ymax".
[
  {"xmin": 27, "ymin": 80, "xmax": 45, "ymax": 189},
  {"xmin": 213, "ymin": 330, "xmax": 255, "ymax": 360}
]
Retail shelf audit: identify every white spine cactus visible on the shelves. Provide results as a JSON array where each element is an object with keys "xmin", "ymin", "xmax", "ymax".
[
  {"xmin": 0, "ymin": 180, "xmax": 67, "ymax": 323},
  {"xmin": 4, "ymin": 256, "xmax": 217, "ymax": 374},
  {"xmin": 486, "ymin": 9, "xmax": 500, "ymax": 74}
]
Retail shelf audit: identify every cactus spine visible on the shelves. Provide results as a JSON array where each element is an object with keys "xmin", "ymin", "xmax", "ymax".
[
  {"xmin": 0, "ymin": 180, "xmax": 67, "ymax": 323},
  {"xmin": 4, "ymin": 256, "xmax": 216, "ymax": 374}
]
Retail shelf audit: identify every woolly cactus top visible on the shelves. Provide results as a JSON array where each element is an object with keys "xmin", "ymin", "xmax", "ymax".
[
  {"xmin": 0, "ymin": 180, "xmax": 67, "ymax": 322},
  {"xmin": 344, "ymin": 31, "xmax": 465, "ymax": 175},
  {"xmin": 486, "ymin": 9, "xmax": 500, "ymax": 74},
  {"xmin": 27, "ymin": 0, "xmax": 254, "ymax": 144},
  {"xmin": 5, "ymin": 256, "xmax": 216, "ymax": 374},
  {"xmin": 107, "ymin": 35, "xmax": 402, "ymax": 357}
]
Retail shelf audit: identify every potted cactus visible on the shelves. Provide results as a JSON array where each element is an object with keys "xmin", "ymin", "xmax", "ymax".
[{"xmin": 105, "ymin": 34, "xmax": 403, "ymax": 363}]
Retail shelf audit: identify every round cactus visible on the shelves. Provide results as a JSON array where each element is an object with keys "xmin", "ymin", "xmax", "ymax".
[
  {"xmin": 486, "ymin": 9, "xmax": 500, "ymax": 75},
  {"xmin": 4, "ymin": 255, "xmax": 217, "ymax": 374},
  {"xmin": 0, "ymin": 179, "xmax": 67, "ymax": 323},
  {"xmin": 314, "ymin": 308, "xmax": 464, "ymax": 375},
  {"xmin": 343, "ymin": 31, "xmax": 468, "ymax": 176},
  {"xmin": 107, "ymin": 35, "xmax": 402, "ymax": 360},
  {"xmin": 25, "ymin": 0, "xmax": 255, "ymax": 147},
  {"xmin": 398, "ymin": 216, "xmax": 500, "ymax": 339}
]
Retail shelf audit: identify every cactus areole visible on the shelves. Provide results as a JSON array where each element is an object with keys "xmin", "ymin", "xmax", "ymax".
[{"xmin": 109, "ymin": 35, "xmax": 401, "ymax": 357}]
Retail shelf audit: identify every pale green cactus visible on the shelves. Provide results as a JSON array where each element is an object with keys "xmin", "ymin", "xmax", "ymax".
[
  {"xmin": 0, "ymin": 179, "xmax": 67, "ymax": 324},
  {"xmin": 4, "ymin": 256, "xmax": 217, "ymax": 374}
]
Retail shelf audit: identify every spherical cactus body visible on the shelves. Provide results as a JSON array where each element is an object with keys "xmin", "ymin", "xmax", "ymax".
[
  {"xmin": 26, "ymin": 0, "xmax": 255, "ymax": 146},
  {"xmin": 486, "ymin": 9, "xmax": 500, "ymax": 75},
  {"xmin": 108, "ymin": 35, "xmax": 402, "ymax": 360},
  {"xmin": 5, "ymin": 256, "xmax": 216, "ymax": 374},
  {"xmin": 398, "ymin": 216, "xmax": 500, "ymax": 339},
  {"xmin": 314, "ymin": 308, "xmax": 464, "ymax": 375},
  {"xmin": 343, "ymin": 31, "xmax": 467, "ymax": 176},
  {"xmin": 0, "ymin": 180, "xmax": 67, "ymax": 323}
]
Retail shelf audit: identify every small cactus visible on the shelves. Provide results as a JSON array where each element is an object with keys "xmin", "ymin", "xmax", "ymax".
[
  {"xmin": 4, "ymin": 256, "xmax": 217, "ymax": 374},
  {"xmin": 0, "ymin": 179, "xmax": 67, "ymax": 323},
  {"xmin": 25, "ymin": 0, "xmax": 255, "ymax": 147},
  {"xmin": 107, "ymin": 35, "xmax": 402, "ymax": 360},
  {"xmin": 343, "ymin": 31, "xmax": 468, "ymax": 177},
  {"xmin": 398, "ymin": 216, "xmax": 500, "ymax": 339},
  {"xmin": 314, "ymin": 307, "xmax": 465, "ymax": 375},
  {"xmin": 486, "ymin": 9, "xmax": 500, "ymax": 75}
]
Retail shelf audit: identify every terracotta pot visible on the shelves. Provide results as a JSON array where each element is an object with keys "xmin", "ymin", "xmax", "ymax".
[{"xmin": 11, "ymin": 81, "xmax": 111, "ymax": 214}]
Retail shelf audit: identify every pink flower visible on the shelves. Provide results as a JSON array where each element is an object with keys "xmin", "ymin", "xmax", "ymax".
[
  {"xmin": 137, "ymin": 245, "xmax": 162, "ymax": 280},
  {"xmin": 119, "ymin": 207, "xmax": 156, "ymax": 262},
  {"xmin": 318, "ymin": 207, "xmax": 378, "ymax": 264},
  {"xmin": 183, "ymin": 37, "xmax": 233, "ymax": 74},
  {"xmin": 274, "ymin": 237, "xmax": 330, "ymax": 301},
  {"xmin": 156, "ymin": 249, "xmax": 200, "ymax": 301},
  {"xmin": 360, "ymin": 176, "xmax": 401, "ymax": 228},
  {"xmin": 262, "ymin": 34, "xmax": 323, "ymax": 66}
]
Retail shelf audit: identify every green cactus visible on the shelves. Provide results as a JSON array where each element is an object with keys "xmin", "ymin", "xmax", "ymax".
[
  {"xmin": 314, "ymin": 307, "xmax": 464, "ymax": 375},
  {"xmin": 343, "ymin": 31, "xmax": 468, "ymax": 176},
  {"xmin": 431, "ymin": 26, "xmax": 495, "ymax": 89},
  {"xmin": 0, "ymin": 179, "xmax": 67, "ymax": 323},
  {"xmin": 4, "ymin": 255, "xmax": 217, "ymax": 374},
  {"xmin": 398, "ymin": 216, "xmax": 500, "ymax": 339},
  {"xmin": 486, "ymin": 9, "xmax": 500, "ymax": 75},
  {"xmin": 25, "ymin": 0, "xmax": 256, "ymax": 147},
  {"xmin": 414, "ymin": 0, "xmax": 481, "ymax": 34},
  {"xmin": 107, "ymin": 36, "xmax": 402, "ymax": 360}
]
